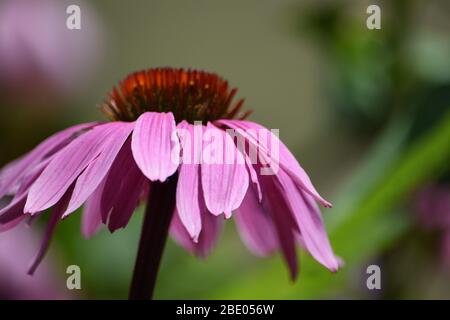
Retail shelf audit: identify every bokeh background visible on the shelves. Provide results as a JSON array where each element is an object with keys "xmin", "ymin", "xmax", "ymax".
[{"xmin": 0, "ymin": 0, "xmax": 449, "ymax": 299}]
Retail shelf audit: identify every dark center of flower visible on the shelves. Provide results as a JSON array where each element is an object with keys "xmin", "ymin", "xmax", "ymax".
[{"xmin": 101, "ymin": 67, "xmax": 250, "ymax": 123}]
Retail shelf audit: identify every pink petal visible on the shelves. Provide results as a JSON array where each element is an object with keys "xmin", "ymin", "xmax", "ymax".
[
  {"xmin": 260, "ymin": 174, "xmax": 298, "ymax": 279},
  {"xmin": 0, "ymin": 122, "xmax": 96, "ymax": 198},
  {"xmin": 243, "ymin": 151, "xmax": 263, "ymax": 202},
  {"xmin": 63, "ymin": 122, "xmax": 134, "ymax": 217},
  {"xmin": 80, "ymin": 181, "xmax": 105, "ymax": 238},
  {"xmin": 176, "ymin": 120, "xmax": 203, "ymax": 164},
  {"xmin": 107, "ymin": 168, "xmax": 146, "ymax": 232},
  {"xmin": 170, "ymin": 211, "xmax": 196, "ymax": 253},
  {"xmin": 0, "ymin": 161, "xmax": 49, "ymax": 228},
  {"xmin": 25, "ymin": 122, "xmax": 125, "ymax": 214},
  {"xmin": 170, "ymin": 209, "xmax": 222, "ymax": 258},
  {"xmin": 131, "ymin": 112, "xmax": 179, "ymax": 182},
  {"xmin": 235, "ymin": 185, "xmax": 278, "ymax": 256},
  {"xmin": 171, "ymin": 170, "xmax": 223, "ymax": 257},
  {"xmin": 28, "ymin": 187, "xmax": 73, "ymax": 275},
  {"xmin": 201, "ymin": 123, "xmax": 249, "ymax": 217},
  {"xmin": 100, "ymin": 140, "xmax": 147, "ymax": 232},
  {"xmin": 176, "ymin": 163, "xmax": 202, "ymax": 241},
  {"xmin": 215, "ymin": 123, "xmax": 262, "ymax": 202},
  {"xmin": 0, "ymin": 193, "xmax": 27, "ymax": 227},
  {"xmin": 99, "ymin": 140, "xmax": 134, "ymax": 223},
  {"xmin": 175, "ymin": 121, "xmax": 204, "ymax": 240},
  {"xmin": 275, "ymin": 169, "xmax": 339, "ymax": 272},
  {"xmin": 217, "ymin": 119, "xmax": 331, "ymax": 208}
]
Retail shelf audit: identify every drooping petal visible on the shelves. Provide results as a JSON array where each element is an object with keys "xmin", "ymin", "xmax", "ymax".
[
  {"xmin": 243, "ymin": 152, "xmax": 263, "ymax": 202},
  {"xmin": 201, "ymin": 122, "xmax": 249, "ymax": 217},
  {"xmin": 218, "ymin": 119, "xmax": 339, "ymax": 272},
  {"xmin": 259, "ymin": 174, "xmax": 298, "ymax": 280},
  {"xmin": 107, "ymin": 166, "xmax": 146, "ymax": 232},
  {"xmin": 170, "ymin": 209, "xmax": 222, "ymax": 258},
  {"xmin": 80, "ymin": 181, "xmax": 105, "ymax": 238},
  {"xmin": 216, "ymin": 119, "xmax": 331, "ymax": 208},
  {"xmin": 100, "ymin": 140, "xmax": 134, "ymax": 223},
  {"xmin": 63, "ymin": 122, "xmax": 134, "ymax": 217},
  {"xmin": 0, "ymin": 159, "xmax": 24, "ymax": 197},
  {"xmin": 0, "ymin": 161, "xmax": 49, "ymax": 228},
  {"xmin": 99, "ymin": 139, "xmax": 147, "ymax": 232},
  {"xmin": 0, "ymin": 122, "xmax": 96, "ymax": 198},
  {"xmin": 174, "ymin": 121, "xmax": 203, "ymax": 240},
  {"xmin": 235, "ymin": 185, "xmax": 278, "ymax": 256},
  {"xmin": 170, "ymin": 211, "xmax": 191, "ymax": 248},
  {"xmin": 217, "ymin": 123, "xmax": 262, "ymax": 202},
  {"xmin": 25, "ymin": 122, "xmax": 125, "ymax": 214},
  {"xmin": 171, "ymin": 166, "xmax": 223, "ymax": 257},
  {"xmin": 131, "ymin": 112, "xmax": 179, "ymax": 182},
  {"xmin": 196, "ymin": 211, "xmax": 223, "ymax": 257},
  {"xmin": 275, "ymin": 170, "xmax": 340, "ymax": 272},
  {"xmin": 28, "ymin": 186, "xmax": 73, "ymax": 275},
  {"xmin": 176, "ymin": 164, "xmax": 202, "ymax": 241},
  {"xmin": 0, "ymin": 193, "xmax": 27, "ymax": 227}
]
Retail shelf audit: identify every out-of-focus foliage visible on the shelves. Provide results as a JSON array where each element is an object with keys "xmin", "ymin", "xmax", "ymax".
[{"xmin": 298, "ymin": 1, "xmax": 450, "ymax": 135}]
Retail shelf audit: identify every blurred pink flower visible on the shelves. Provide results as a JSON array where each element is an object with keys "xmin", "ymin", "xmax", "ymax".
[
  {"xmin": 441, "ymin": 232, "xmax": 450, "ymax": 268},
  {"xmin": 416, "ymin": 184, "xmax": 450, "ymax": 266},
  {"xmin": 0, "ymin": 0, "xmax": 103, "ymax": 101},
  {"xmin": 0, "ymin": 223, "xmax": 68, "ymax": 299},
  {"xmin": 0, "ymin": 68, "xmax": 339, "ymax": 296},
  {"xmin": 416, "ymin": 184, "xmax": 450, "ymax": 230}
]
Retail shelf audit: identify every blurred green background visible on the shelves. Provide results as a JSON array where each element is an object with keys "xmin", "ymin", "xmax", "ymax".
[{"xmin": 0, "ymin": 0, "xmax": 449, "ymax": 299}]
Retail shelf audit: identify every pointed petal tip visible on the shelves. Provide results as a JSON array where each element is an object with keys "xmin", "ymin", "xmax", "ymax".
[
  {"xmin": 209, "ymin": 210, "xmax": 222, "ymax": 217},
  {"xmin": 81, "ymin": 216, "xmax": 102, "ymax": 239},
  {"xmin": 328, "ymin": 266, "xmax": 339, "ymax": 273},
  {"xmin": 323, "ymin": 255, "xmax": 343, "ymax": 273},
  {"xmin": 323, "ymin": 201, "xmax": 333, "ymax": 208},
  {"xmin": 288, "ymin": 266, "xmax": 299, "ymax": 282},
  {"xmin": 26, "ymin": 209, "xmax": 38, "ymax": 216},
  {"xmin": 309, "ymin": 192, "xmax": 332, "ymax": 208},
  {"xmin": 61, "ymin": 212, "xmax": 71, "ymax": 219},
  {"xmin": 107, "ymin": 223, "xmax": 127, "ymax": 234}
]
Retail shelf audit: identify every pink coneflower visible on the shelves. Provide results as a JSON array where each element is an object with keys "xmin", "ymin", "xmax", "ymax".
[{"xmin": 0, "ymin": 68, "xmax": 340, "ymax": 299}]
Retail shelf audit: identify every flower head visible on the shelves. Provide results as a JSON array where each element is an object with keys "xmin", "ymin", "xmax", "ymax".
[
  {"xmin": 0, "ymin": 67, "xmax": 340, "ymax": 283},
  {"xmin": 101, "ymin": 68, "xmax": 249, "ymax": 123}
]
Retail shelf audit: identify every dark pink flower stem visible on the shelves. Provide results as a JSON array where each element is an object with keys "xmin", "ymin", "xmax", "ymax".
[{"xmin": 129, "ymin": 173, "xmax": 178, "ymax": 300}]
